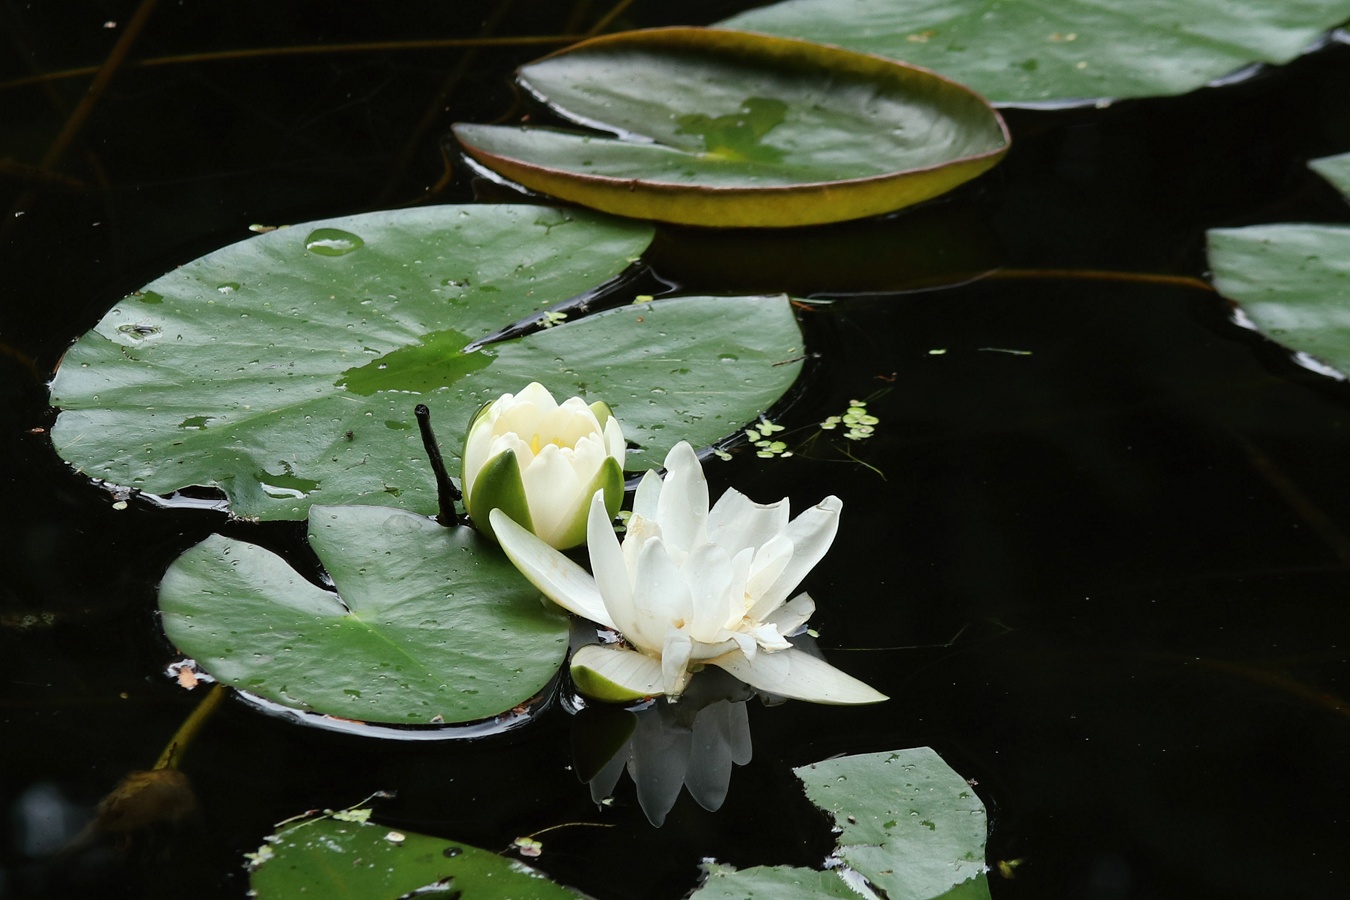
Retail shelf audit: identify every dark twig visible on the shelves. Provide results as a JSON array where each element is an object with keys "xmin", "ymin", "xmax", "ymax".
[{"xmin": 415, "ymin": 404, "xmax": 463, "ymax": 527}]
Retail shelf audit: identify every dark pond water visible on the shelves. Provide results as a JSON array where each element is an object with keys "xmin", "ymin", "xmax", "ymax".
[{"xmin": 4, "ymin": 3, "xmax": 1350, "ymax": 898}]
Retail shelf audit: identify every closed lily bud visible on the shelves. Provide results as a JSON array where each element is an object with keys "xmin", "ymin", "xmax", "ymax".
[{"xmin": 462, "ymin": 382, "xmax": 625, "ymax": 549}]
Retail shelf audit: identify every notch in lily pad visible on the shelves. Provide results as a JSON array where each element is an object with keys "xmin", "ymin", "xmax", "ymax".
[
  {"xmin": 157, "ymin": 504, "xmax": 570, "ymax": 726},
  {"xmin": 453, "ymin": 27, "xmax": 1009, "ymax": 228}
]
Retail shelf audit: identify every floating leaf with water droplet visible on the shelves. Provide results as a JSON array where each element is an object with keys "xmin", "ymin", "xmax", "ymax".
[
  {"xmin": 249, "ymin": 804, "xmax": 585, "ymax": 898},
  {"xmin": 453, "ymin": 28, "xmax": 1008, "ymax": 227},
  {"xmin": 693, "ymin": 747, "xmax": 989, "ymax": 899},
  {"xmin": 158, "ymin": 504, "xmax": 569, "ymax": 725},
  {"xmin": 722, "ymin": 0, "xmax": 1350, "ymax": 105},
  {"xmin": 48, "ymin": 205, "xmax": 805, "ymax": 520}
]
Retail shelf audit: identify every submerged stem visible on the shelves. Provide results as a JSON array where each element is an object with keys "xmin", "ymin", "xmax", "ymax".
[
  {"xmin": 154, "ymin": 681, "xmax": 227, "ymax": 770},
  {"xmin": 416, "ymin": 404, "xmax": 463, "ymax": 527}
]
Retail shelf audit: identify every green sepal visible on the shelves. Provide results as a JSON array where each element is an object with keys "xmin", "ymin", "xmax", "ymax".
[
  {"xmin": 467, "ymin": 449, "xmax": 533, "ymax": 544},
  {"xmin": 465, "ymin": 397, "xmax": 494, "ymax": 434},
  {"xmin": 552, "ymin": 455, "xmax": 624, "ymax": 550},
  {"xmin": 589, "ymin": 399, "xmax": 615, "ymax": 429},
  {"xmin": 570, "ymin": 644, "xmax": 663, "ymax": 703}
]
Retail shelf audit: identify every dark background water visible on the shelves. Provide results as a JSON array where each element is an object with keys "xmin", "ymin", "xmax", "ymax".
[{"xmin": 4, "ymin": 3, "xmax": 1350, "ymax": 898}]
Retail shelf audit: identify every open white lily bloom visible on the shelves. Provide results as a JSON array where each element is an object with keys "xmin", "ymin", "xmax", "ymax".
[
  {"xmin": 491, "ymin": 440, "xmax": 887, "ymax": 705},
  {"xmin": 462, "ymin": 382, "xmax": 625, "ymax": 549}
]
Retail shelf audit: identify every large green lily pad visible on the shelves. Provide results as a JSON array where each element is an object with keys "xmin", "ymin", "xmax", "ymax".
[
  {"xmin": 1209, "ymin": 153, "xmax": 1350, "ymax": 377},
  {"xmin": 48, "ymin": 205, "xmax": 805, "ymax": 520},
  {"xmin": 158, "ymin": 505, "xmax": 570, "ymax": 725},
  {"xmin": 248, "ymin": 807, "xmax": 584, "ymax": 899},
  {"xmin": 723, "ymin": 0, "xmax": 1350, "ymax": 104},
  {"xmin": 454, "ymin": 28, "xmax": 1008, "ymax": 227}
]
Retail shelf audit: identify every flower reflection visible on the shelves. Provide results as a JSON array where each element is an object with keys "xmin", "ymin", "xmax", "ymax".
[{"xmin": 573, "ymin": 668, "xmax": 754, "ymax": 827}]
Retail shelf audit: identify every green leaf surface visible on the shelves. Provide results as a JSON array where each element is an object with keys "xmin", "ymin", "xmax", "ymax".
[
  {"xmin": 249, "ymin": 810, "xmax": 584, "ymax": 899},
  {"xmin": 158, "ymin": 505, "xmax": 569, "ymax": 724},
  {"xmin": 48, "ymin": 205, "xmax": 805, "ymax": 520},
  {"xmin": 690, "ymin": 747, "xmax": 989, "ymax": 899},
  {"xmin": 454, "ymin": 28, "xmax": 1008, "ymax": 227},
  {"xmin": 694, "ymin": 862, "xmax": 861, "ymax": 899},
  {"xmin": 1310, "ymin": 150, "xmax": 1350, "ymax": 196},
  {"xmin": 1209, "ymin": 154, "xmax": 1350, "ymax": 380},
  {"xmin": 796, "ymin": 747, "xmax": 990, "ymax": 899},
  {"xmin": 723, "ymin": 0, "xmax": 1350, "ymax": 104}
]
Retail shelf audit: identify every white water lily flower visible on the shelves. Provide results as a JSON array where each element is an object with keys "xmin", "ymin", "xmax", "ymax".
[
  {"xmin": 462, "ymin": 382, "xmax": 625, "ymax": 549},
  {"xmin": 490, "ymin": 440, "xmax": 887, "ymax": 705}
]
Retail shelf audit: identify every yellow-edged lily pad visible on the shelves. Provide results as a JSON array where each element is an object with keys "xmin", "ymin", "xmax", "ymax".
[{"xmin": 453, "ymin": 27, "xmax": 1009, "ymax": 228}]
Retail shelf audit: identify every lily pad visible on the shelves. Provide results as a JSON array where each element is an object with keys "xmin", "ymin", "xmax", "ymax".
[
  {"xmin": 797, "ymin": 747, "xmax": 991, "ymax": 899},
  {"xmin": 248, "ymin": 806, "xmax": 584, "ymax": 899},
  {"xmin": 453, "ymin": 28, "xmax": 1009, "ymax": 227},
  {"xmin": 692, "ymin": 747, "xmax": 989, "ymax": 898},
  {"xmin": 48, "ymin": 205, "xmax": 805, "ymax": 520},
  {"xmin": 158, "ymin": 505, "xmax": 570, "ymax": 725},
  {"xmin": 695, "ymin": 862, "xmax": 861, "ymax": 898},
  {"xmin": 1209, "ymin": 153, "xmax": 1350, "ymax": 377},
  {"xmin": 1309, "ymin": 150, "xmax": 1350, "ymax": 196},
  {"xmin": 723, "ymin": 0, "xmax": 1350, "ymax": 104}
]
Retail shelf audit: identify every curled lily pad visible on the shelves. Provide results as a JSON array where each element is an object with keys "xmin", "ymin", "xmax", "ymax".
[
  {"xmin": 48, "ymin": 205, "xmax": 805, "ymax": 520},
  {"xmin": 1209, "ymin": 153, "xmax": 1350, "ymax": 377},
  {"xmin": 158, "ymin": 505, "xmax": 570, "ymax": 725},
  {"xmin": 453, "ymin": 27, "xmax": 1009, "ymax": 227},
  {"xmin": 723, "ymin": 0, "xmax": 1350, "ymax": 105}
]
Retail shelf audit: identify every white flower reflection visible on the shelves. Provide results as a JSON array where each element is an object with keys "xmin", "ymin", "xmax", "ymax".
[
  {"xmin": 492, "ymin": 440, "xmax": 886, "ymax": 705},
  {"xmin": 576, "ymin": 670, "xmax": 754, "ymax": 827}
]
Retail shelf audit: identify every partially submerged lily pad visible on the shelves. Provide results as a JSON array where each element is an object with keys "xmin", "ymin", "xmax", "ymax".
[
  {"xmin": 454, "ymin": 27, "xmax": 1009, "ymax": 227},
  {"xmin": 723, "ymin": 0, "xmax": 1350, "ymax": 104},
  {"xmin": 1209, "ymin": 152, "xmax": 1350, "ymax": 377},
  {"xmin": 248, "ymin": 806, "xmax": 584, "ymax": 899},
  {"xmin": 158, "ymin": 505, "xmax": 569, "ymax": 725},
  {"xmin": 48, "ymin": 205, "xmax": 805, "ymax": 520}
]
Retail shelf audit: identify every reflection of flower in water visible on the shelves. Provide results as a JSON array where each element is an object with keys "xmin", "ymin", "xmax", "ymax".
[{"xmin": 577, "ymin": 668, "xmax": 754, "ymax": 827}]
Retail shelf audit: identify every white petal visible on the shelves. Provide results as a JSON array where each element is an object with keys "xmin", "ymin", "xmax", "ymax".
[
  {"xmin": 661, "ymin": 630, "xmax": 694, "ymax": 698},
  {"xmin": 539, "ymin": 398, "xmax": 597, "ymax": 445},
  {"xmin": 602, "ymin": 414, "xmax": 626, "ymax": 470},
  {"xmin": 496, "ymin": 401, "xmax": 546, "ymax": 445},
  {"xmin": 489, "ymin": 508, "xmax": 614, "ymax": 628},
  {"xmin": 631, "ymin": 468, "xmax": 662, "ymax": 521},
  {"xmin": 749, "ymin": 622, "xmax": 792, "ymax": 652},
  {"xmin": 460, "ymin": 419, "xmax": 496, "ymax": 503},
  {"xmin": 747, "ymin": 496, "xmax": 841, "ymax": 621},
  {"xmin": 515, "ymin": 381, "xmax": 558, "ymax": 409},
  {"xmin": 709, "ymin": 646, "xmax": 887, "ymax": 705},
  {"xmin": 706, "ymin": 489, "xmax": 790, "ymax": 557},
  {"xmin": 730, "ymin": 631, "xmax": 758, "ymax": 663},
  {"xmin": 685, "ymin": 542, "xmax": 735, "ymax": 642},
  {"xmin": 586, "ymin": 490, "xmax": 639, "ymax": 639},
  {"xmin": 655, "ymin": 441, "xmax": 708, "ymax": 558},
  {"xmin": 744, "ymin": 534, "xmax": 793, "ymax": 614},
  {"xmin": 727, "ymin": 547, "xmax": 753, "ymax": 620},
  {"xmin": 629, "ymin": 538, "xmax": 692, "ymax": 653},
  {"xmin": 764, "ymin": 592, "xmax": 815, "ymax": 636},
  {"xmin": 570, "ymin": 644, "xmax": 663, "ymax": 701},
  {"xmin": 519, "ymin": 443, "xmax": 582, "ymax": 545}
]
